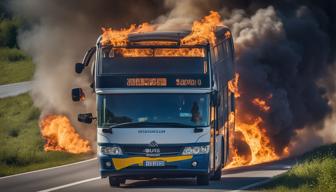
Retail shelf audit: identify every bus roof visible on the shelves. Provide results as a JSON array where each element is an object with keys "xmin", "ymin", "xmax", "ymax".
[
  {"xmin": 96, "ymin": 26, "xmax": 231, "ymax": 47},
  {"xmin": 128, "ymin": 31, "xmax": 189, "ymax": 43}
]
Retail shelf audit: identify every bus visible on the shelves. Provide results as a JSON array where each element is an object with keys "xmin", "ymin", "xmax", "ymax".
[{"xmin": 72, "ymin": 26, "xmax": 235, "ymax": 187}]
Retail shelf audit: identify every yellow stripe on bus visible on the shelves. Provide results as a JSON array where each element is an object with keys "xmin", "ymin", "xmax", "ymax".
[{"xmin": 112, "ymin": 155, "xmax": 193, "ymax": 170}]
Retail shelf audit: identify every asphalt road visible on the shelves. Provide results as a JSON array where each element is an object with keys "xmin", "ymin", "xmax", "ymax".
[
  {"xmin": 0, "ymin": 158, "xmax": 295, "ymax": 192},
  {"xmin": 0, "ymin": 81, "xmax": 32, "ymax": 98}
]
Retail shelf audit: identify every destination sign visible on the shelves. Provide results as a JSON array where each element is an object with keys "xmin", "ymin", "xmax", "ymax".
[
  {"xmin": 127, "ymin": 78, "xmax": 167, "ymax": 87},
  {"xmin": 176, "ymin": 79, "xmax": 202, "ymax": 87},
  {"xmin": 96, "ymin": 75, "xmax": 210, "ymax": 89}
]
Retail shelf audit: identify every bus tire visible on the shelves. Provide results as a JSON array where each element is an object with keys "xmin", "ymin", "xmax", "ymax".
[
  {"xmin": 108, "ymin": 176, "xmax": 121, "ymax": 187},
  {"xmin": 196, "ymin": 174, "xmax": 209, "ymax": 185},
  {"xmin": 212, "ymin": 167, "xmax": 222, "ymax": 180},
  {"xmin": 211, "ymin": 139, "xmax": 223, "ymax": 180}
]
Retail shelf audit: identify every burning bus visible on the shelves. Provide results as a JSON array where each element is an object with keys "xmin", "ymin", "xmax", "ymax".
[{"xmin": 72, "ymin": 26, "xmax": 235, "ymax": 186}]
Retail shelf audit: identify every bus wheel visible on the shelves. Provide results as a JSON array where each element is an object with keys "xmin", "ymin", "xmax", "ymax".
[
  {"xmin": 108, "ymin": 176, "xmax": 121, "ymax": 187},
  {"xmin": 211, "ymin": 140, "xmax": 223, "ymax": 181},
  {"xmin": 212, "ymin": 167, "xmax": 222, "ymax": 180},
  {"xmin": 196, "ymin": 174, "xmax": 209, "ymax": 185}
]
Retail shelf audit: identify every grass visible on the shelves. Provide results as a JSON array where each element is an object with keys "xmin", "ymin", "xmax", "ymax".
[
  {"xmin": 0, "ymin": 93, "xmax": 93, "ymax": 177},
  {"xmin": 258, "ymin": 143, "xmax": 336, "ymax": 192},
  {"xmin": 0, "ymin": 48, "xmax": 34, "ymax": 85}
]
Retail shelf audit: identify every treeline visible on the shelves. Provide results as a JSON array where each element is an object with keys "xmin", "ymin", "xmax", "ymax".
[{"xmin": 0, "ymin": 0, "xmax": 20, "ymax": 48}]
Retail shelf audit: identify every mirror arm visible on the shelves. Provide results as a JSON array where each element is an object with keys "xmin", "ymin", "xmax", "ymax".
[{"xmin": 82, "ymin": 47, "xmax": 96, "ymax": 67}]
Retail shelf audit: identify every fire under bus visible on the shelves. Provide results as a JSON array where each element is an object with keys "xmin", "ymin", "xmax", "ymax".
[{"xmin": 72, "ymin": 27, "xmax": 235, "ymax": 187}]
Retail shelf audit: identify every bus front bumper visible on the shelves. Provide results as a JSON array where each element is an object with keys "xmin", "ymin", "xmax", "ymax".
[{"xmin": 99, "ymin": 154, "xmax": 209, "ymax": 178}]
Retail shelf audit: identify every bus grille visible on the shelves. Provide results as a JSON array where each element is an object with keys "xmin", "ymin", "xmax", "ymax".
[{"xmin": 121, "ymin": 145, "xmax": 183, "ymax": 156}]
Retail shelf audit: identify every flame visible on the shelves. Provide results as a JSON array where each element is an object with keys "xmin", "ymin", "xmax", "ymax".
[
  {"xmin": 101, "ymin": 11, "xmax": 222, "ymax": 57},
  {"xmin": 181, "ymin": 11, "xmax": 222, "ymax": 45},
  {"xmin": 252, "ymin": 98, "xmax": 270, "ymax": 112},
  {"xmin": 226, "ymin": 73, "xmax": 282, "ymax": 168},
  {"xmin": 228, "ymin": 73, "xmax": 240, "ymax": 98},
  {"xmin": 227, "ymin": 117, "xmax": 279, "ymax": 168},
  {"xmin": 101, "ymin": 22, "xmax": 155, "ymax": 46},
  {"xmin": 111, "ymin": 47, "xmax": 205, "ymax": 57},
  {"xmin": 40, "ymin": 115, "xmax": 91, "ymax": 154}
]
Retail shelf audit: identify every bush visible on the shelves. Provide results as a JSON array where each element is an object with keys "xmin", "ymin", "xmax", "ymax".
[
  {"xmin": 0, "ymin": 48, "xmax": 34, "ymax": 84},
  {"xmin": 7, "ymin": 128, "xmax": 19, "ymax": 137},
  {"xmin": 0, "ymin": 48, "xmax": 26, "ymax": 61},
  {"xmin": 0, "ymin": 18, "xmax": 20, "ymax": 48}
]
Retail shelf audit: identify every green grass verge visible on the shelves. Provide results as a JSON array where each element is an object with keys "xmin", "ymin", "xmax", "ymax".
[
  {"xmin": 0, "ymin": 48, "xmax": 34, "ymax": 85},
  {"xmin": 0, "ymin": 93, "xmax": 93, "ymax": 177},
  {"xmin": 259, "ymin": 144, "xmax": 336, "ymax": 192}
]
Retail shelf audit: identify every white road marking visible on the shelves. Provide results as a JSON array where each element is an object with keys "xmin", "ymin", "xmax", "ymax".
[
  {"xmin": 0, "ymin": 158, "xmax": 97, "ymax": 180},
  {"xmin": 38, "ymin": 177, "xmax": 101, "ymax": 192},
  {"xmin": 231, "ymin": 178, "xmax": 273, "ymax": 192},
  {"xmin": 231, "ymin": 169, "xmax": 289, "ymax": 191}
]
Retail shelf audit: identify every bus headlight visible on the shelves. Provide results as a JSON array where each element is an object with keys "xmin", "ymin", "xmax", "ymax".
[
  {"xmin": 182, "ymin": 145, "xmax": 209, "ymax": 155},
  {"xmin": 100, "ymin": 146, "xmax": 123, "ymax": 155}
]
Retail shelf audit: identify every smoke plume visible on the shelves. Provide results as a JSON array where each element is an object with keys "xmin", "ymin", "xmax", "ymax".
[
  {"xmin": 8, "ymin": 0, "xmax": 168, "ymax": 148},
  {"xmin": 9, "ymin": 0, "xmax": 336, "ymax": 154},
  {"xmin": 222, "ymin": 2, "xmax": 336, "ymax": 154}
]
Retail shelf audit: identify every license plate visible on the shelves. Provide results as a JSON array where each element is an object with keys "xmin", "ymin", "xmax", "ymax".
[{"xmin": 144, "ymin": 160, "xmax": 165, "ymax": 167}]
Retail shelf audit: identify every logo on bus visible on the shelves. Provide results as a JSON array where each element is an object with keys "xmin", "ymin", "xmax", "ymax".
[{"xmin": 144, "ymin": 140, "xmax": 160, "ymax": 157}]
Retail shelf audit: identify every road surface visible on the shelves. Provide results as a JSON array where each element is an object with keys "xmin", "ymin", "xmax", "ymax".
[
  {"xmin": 0, "ymin": 81, "xmax": 32, "ymax": 98},
  {"xmin": 0, "ymin": 158, "xmax": 295, "ymax": 192}
]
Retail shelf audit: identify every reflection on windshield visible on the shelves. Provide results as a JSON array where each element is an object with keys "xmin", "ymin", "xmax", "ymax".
[{"xmin": 98, "ymin": 93, "xmax": 210, "ymax": 128}]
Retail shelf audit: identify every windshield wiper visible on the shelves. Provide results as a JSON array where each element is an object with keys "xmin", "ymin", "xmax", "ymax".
[
  {"xmin": 154, "ymin": 122, "xmax": 195, "ymax": 128},
  {"xmin": 107, "ymin": 121, "xmax": 195, "ymax": 128}
]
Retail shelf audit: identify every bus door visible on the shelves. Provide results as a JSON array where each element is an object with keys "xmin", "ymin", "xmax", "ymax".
[
  {"xmin": 214, "ymin": 91, "xmax": 224, "ymax": 171},
  {"xmin": 210, "ymin": 101, "xmax": 217, "ymax": 172},
  {"xmin": 211, "ymin": 91, "xmax": 223, "ymax": 172}
]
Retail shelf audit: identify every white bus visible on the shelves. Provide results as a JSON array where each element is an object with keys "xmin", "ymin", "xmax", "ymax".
[{"xmin": 72, "ymin": 27, "xmax": 235, "ymax": 187}]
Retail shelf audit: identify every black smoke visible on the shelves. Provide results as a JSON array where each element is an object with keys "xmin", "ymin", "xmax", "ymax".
[{"xmin": 221, "ymin": 1, "xmax": 336, "ymax": 154}]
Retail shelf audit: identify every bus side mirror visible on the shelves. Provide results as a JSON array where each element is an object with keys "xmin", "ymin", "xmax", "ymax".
[
  {"xmin": 75, "ymin": 63, "xmax": 85, "ymax": 74},
  {"xmin": 78, "ymin": 113, "xmax": 95, "ymax": 124},
  {"xmin": 72, "ymin": 88, "xmax": 85, "ymax": 102}
]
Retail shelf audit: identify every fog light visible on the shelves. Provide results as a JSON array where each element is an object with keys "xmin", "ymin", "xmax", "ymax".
[
  {"xmin": 105, "ymin": 161, "xmax": 112, "ymax": 167},
  {"xmin": 192, "ymin": 161, "xmax": 198, "ymax": 167}
]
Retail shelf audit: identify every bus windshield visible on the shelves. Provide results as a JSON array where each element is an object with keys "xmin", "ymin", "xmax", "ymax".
[{"xmin": 97, "ymin": 93, "xmax": 210, "ymax": 128}]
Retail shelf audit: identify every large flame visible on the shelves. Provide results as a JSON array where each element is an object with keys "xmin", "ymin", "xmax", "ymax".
[
  {"xmin": 100, "ymin": 11, "xmax": 222, "ymax": 57},
  {"xmin": 40, "ymin": 115, "xmax": 91, "ymax": 154},
  {"xmin": 226, "ymin": 73, "xmax": 283, "ymax": 168},
  {"xmin": 101, "ymin": 22, "xmax": 155, "ymax": 46},
  {"xmin": 181, "ymin": 11, "xmax": 222, "ymax": 45}
]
